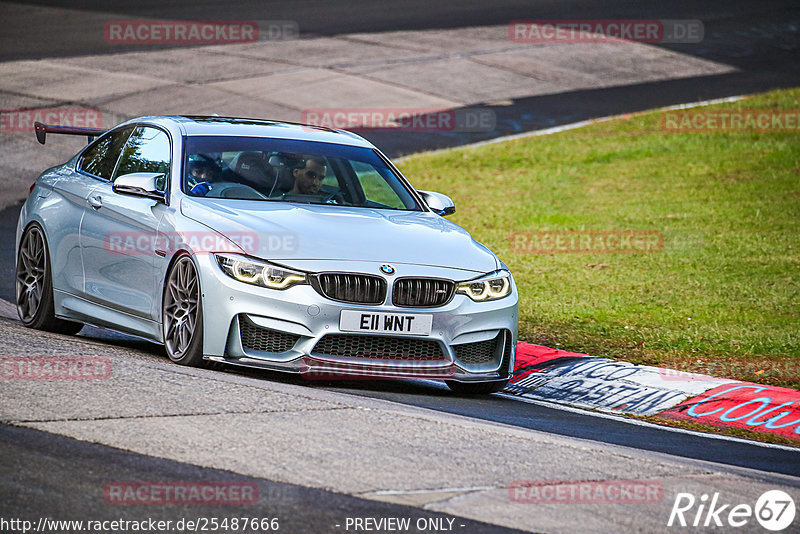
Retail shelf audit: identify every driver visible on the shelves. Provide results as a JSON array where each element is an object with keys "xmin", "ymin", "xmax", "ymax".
[
  {"xmin": 288, "ymin": 156, "xmax": 327, "ymax": 195},
  {"xmin": 187, "ymin": 159, "xmax": 220, "ymax": 196}
]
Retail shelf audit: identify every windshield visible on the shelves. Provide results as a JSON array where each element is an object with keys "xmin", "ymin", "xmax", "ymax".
[{"xmin": 182, "ymin": 136, "xmax": 421, "ymax": 211}]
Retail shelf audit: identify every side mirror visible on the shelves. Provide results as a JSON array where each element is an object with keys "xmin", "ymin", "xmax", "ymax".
[
  {"xmin": 418, "ymin": 190, "xmax": 455, "ymax": 216},
  {"xmin": 113, "ymin": 172, "xmax": 165, "ymax": 201}
]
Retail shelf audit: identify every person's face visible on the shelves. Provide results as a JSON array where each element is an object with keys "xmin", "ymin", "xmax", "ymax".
[
  {"xmin": 191, "ymin": 167, "xmax": 213, "ymax": 181},
  {"xmin": 293, "ymin": 160, "xmax": 326, "ymax": 194}
]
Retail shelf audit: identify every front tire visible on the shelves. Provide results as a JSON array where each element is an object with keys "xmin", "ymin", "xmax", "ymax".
[
  {"xmin": 445, "ymin": 380, "xmax": 509, "ymax": 395},
  {"xmin": 162, "ymin": 254, "xmax": 205, "ymax": 367},
  {"xmin": 16, "ymin": 224, "xmax": 83, "ymax": 335}
]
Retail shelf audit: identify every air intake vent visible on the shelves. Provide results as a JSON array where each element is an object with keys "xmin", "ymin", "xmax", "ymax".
[
  {"xmin": 392, "ymin": 278, "xmax": 454, "ymax": 307},
  {"xmin": 453, "ymin": 332, "xmax": 505, "ymax": 366},
  {"xmin": 240, "ymin": 317, "xmax": 300, "ymax": 353},
  {"xmin": 313, "ymin": 334, "xmax": 445, "ymax": 361}
]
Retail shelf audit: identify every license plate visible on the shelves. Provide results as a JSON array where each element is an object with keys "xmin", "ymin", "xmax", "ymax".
[{"xmin": 339, "ymin": 310, "xmax": 433, "ymax": 335}]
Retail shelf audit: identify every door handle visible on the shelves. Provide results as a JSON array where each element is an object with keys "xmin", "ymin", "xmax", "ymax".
[{"xmin": 88, "ymin": 195, "xmax": 102, "ymax": 209}]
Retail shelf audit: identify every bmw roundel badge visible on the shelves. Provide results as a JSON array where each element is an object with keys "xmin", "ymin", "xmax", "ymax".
[{"xmin": 380, "ymin": 264, "xmax": 396, "ymax": 275}]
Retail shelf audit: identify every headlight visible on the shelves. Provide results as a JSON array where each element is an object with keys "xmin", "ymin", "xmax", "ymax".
[
  {"xmin": 456, "ymin": 270, "xmax": 512, "ymax": 302},
  {"xmin": 215, "ymin": 253, "xmax": 306, "ymax": 290}
]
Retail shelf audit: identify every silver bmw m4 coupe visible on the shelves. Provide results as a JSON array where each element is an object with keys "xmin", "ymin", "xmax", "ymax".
[{"xmin": 17, "ymin": 116, "xmax": 517, "ymax": 393}]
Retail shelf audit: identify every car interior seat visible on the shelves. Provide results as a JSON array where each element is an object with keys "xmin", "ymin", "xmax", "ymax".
[
  {"xmin": 229, "ymin": 151, "xmax": 278, "ymax": 195},
  {"xmin": 267, "ymin": 154, "xmax": 298, "ymax": 194}
]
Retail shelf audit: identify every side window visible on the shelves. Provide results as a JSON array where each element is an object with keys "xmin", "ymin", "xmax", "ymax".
[
  {"xmin": 351, "ymin": 160, "xmax": 406, "ymax": 209},
  {"xmin": 78, "ymin": 127, "xmax": 133, "ymax": 180},
  {"xmin": 113, "ymin": 126, "xmax": 171, "ymax": 191},
  {"xmin": 320, "ymin": 164, "xmax": 336, "ymax": 188}
]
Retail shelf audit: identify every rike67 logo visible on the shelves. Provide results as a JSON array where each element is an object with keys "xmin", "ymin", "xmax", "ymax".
[{"xmin": 668, "ymin": 490, "xmax": 796, "ymax": 531}]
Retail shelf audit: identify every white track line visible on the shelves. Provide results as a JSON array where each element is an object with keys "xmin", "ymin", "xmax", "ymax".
[
  {"xmin": 412, "ymin": 377, "xmax": 797, "ymax": 451},
  {"xmin": 367, "ymin": 485, "xmax": 497, "ymax": 496},
  {"xmin": 496, "ymin": 393, "xmax": 800, "ymax": 452},
  {"xmin": 395, "ymin": 94, "xmax": 748, "ymax": 161}
]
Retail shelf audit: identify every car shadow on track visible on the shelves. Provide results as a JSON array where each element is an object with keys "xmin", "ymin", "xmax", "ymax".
[
  {"xmin": 58, "ymin": 321, "xmax": 800, "ymax": 477},
  {"xmin": 77, "ymin": 324, "xmax": 460, "ymax": 396}
]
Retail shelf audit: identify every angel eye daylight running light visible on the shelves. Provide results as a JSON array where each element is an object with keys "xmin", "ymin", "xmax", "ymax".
[
  {"xmin": 215, "ymin": 253, "xmax": 306, "ymax": 290},
  {"xmin": 456, "ymin": 270, "xmax": 512, "ymax": 302}
]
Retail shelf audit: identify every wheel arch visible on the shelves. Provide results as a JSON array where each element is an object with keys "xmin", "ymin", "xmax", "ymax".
[{"xmin": 159, "ymin": 248, "xmax": 200, "ymax": 321}]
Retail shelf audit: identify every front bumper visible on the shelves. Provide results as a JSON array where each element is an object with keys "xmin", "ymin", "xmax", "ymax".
[{"xmin": 195, "ymin": 254, "xmax": 518, "ymax": 382}]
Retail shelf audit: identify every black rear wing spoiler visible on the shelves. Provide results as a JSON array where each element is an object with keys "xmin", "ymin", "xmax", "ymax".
[{"xmin": 34, "ymin": 121, "xmax": 107, "ymax": 145}]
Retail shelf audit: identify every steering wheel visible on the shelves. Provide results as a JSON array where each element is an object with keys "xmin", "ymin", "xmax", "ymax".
[{"xmin": 319, "ymin": 187, "xmax": 346, "ymax": 204}]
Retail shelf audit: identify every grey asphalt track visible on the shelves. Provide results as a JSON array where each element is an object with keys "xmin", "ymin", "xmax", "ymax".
[{"xmin": 0, "ymin": 423, "xmax": 527, "ymax": 534}]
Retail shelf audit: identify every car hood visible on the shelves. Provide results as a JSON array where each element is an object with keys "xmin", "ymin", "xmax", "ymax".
[{"xmin": 180, "ymin": 198, "xmax": 498, "ymax": 273}]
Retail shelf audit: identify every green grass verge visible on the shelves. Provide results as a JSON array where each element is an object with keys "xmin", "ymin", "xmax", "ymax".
[{"xmin": 398, "ymin": 88, "xmax": 800, "ymax": 387}]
